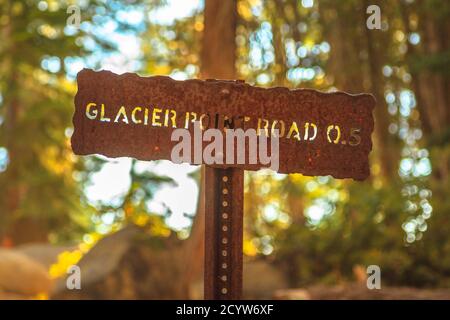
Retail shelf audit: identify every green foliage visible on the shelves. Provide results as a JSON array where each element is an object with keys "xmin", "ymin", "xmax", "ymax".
[
  {"xmin": 0, "ymin": 0, "xmax": 168, "ymax": 243},
  {"xmin": 0, "ymin": 0, "xmax": 91, "ymax": 241},
  {"xmin": 239, "ymin": 0, "xmax": 450, "ymax": 289}
]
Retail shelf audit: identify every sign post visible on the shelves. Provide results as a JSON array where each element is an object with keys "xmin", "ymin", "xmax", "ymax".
[
  {"xmin": 71, "ymin": 68, "xmax": 375, "ymax": 299},
  {"xmin": 204, "ymin": 167, "xmax": 243, "ymax": 299}
]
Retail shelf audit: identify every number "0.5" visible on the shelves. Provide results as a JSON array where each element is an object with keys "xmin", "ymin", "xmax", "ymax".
[{"xmin": 326, "ymin": 125, "xmax": 361, "ymax": 146}]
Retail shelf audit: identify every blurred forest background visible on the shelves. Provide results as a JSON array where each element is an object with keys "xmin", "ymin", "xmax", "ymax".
[{"xmin": 0, "ymin": 0, "xmax": 449, "ymax": 299}]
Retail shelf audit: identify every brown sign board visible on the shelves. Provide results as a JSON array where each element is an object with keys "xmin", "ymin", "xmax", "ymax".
[{"xmin": 71, "ymin": 69, "xmax": 375, "ymax": 180}]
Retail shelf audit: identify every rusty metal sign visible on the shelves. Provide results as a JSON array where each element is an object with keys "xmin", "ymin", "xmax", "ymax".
[{"xmin": 71, "ymin": 69, "xmax": 375, "ymax": 180}]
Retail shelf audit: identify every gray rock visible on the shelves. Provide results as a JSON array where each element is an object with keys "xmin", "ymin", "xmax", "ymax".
[{"xmin": 0, "ymin": 249, "xmax": 53, "ymax": 296}]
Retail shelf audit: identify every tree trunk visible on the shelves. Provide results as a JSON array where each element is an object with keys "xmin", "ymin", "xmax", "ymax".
[
  {"xmin": 0, "ymin": 2, "xmax": 48, "ymax": 245},
  {"xmin": 399, "ymin": 0, "xmax": 450, "ymax": 184},
  {"xmin": 200, "ymin": 0, "xmax": 237, "ymax": 80},
  {"xmin": 321, "ymin": 0, "xmax": 401, "ymax": 182}
]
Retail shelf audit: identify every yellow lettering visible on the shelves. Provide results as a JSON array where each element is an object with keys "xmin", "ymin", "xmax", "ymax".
[
  {"xmin": 271, "ymin": 120, "xmax": 285, "ymax": 138},
  {"xmin": 257, "ymin": 118, "xmax": 269, "ymax": 136},
  {"xmin": 199, "ymin": 113, "xmax": 210, "ymax": 130},
  {"xmin": 85, "ymin": 102, "xmax": 98, "ymax": 120},
  {"xmin": 152, "ymin": 108, "xmax": 162, "ymax": 126},
  {"xmin": 304, "ymin": 122, "xmax": 318, "ymax": 140},
  {"xmin": 184, "ymin": 112, "xmax": 198, "ymax": 129},
  {"xmin": 114, "ymin": 106, "xmax": 129, "ymax": 124},
  {"xmin": 164, "ymin": 109, "xmax": 177, "ymax": 128},
  {"xmin": 287, "ymin": 121, "xmax": 301, "ymax": 140},
  {"xmin": 131, "ymin": 107, "xmax": 142, "ymax": 124},
  {"xmin": 99, "ymin": 104, "xmax": 110, "ymax": 122},
  {"xmin": 223, "ymin": 115, "xmax": 235, "ymax": 130},
  {"xmin": 144, "ymin": 108, "xmax": 149, "ymax": 125},
  {"xmin": 327, "ymin": 125, "xmax": 341, "ymax": 144}
]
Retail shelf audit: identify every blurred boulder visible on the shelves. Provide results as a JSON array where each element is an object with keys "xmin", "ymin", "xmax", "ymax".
[
  {"xmin": 243, "ymin": 259, "xmax": 289, "ymax": 299},
  {"xmin": 0, "ymin": 249, "xmax": 53, "ymax": 296},
  {"xmin": 51, "ymin": 226, "xmax": 189, "ymax": 299},
  {"xmin": 17, "ymin": 243, "xmax": 77, "ymax": 269}
]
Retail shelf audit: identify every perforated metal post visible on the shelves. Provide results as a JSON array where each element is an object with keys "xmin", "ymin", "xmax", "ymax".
[{"xmin": 204, "ymin": 167, "xmax": 243, "ymax": 300}]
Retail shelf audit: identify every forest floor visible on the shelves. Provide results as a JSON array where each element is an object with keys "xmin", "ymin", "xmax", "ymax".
[{"xmin": 274, "ymin": 284, "xmax": 450, "ymax": 300}]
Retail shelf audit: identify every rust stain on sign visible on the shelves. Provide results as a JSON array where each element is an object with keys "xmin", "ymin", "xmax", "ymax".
[{"xmin": 71, "ymin": 69, "xmax": 375, "ymax": 180}]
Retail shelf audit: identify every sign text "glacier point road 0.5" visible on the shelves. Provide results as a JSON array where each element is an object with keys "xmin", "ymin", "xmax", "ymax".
[{"xmin": 71, "ymin": 69, "xmax": 375, "ymax": 180}]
